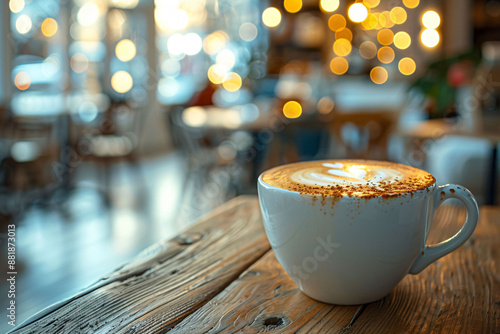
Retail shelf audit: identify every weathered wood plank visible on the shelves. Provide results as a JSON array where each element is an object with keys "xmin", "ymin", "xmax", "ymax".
[
  {"xmin": 11, "ymin": 196, "xmax": 271, "ymax": 334},
  {"xmin": 345, "ymin": 205, "xmax": 500, "ymax": 334},
  {"xmin": 169, "ymin": 251, "xmax": 360, "ymax": 333},
  {"xmin": 170, "ymin": 205, "xmax": 500, "ymax": 334}
]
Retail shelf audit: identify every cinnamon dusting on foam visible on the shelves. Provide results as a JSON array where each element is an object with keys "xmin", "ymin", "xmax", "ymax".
[{"xmin": 262, "ymin": 160, "xmax": 435, "ymax": 199}]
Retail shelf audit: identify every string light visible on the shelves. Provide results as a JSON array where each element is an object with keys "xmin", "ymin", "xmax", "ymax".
[
  {"xmin": 41, "ymin": 18, "xmax": 58, "ymax": 37},
  {"xmin": 320, "ymin": 0, "xmax": 339, "ymax": 12},
  {"xmin": 284, "ymin": 0, "xmax": 302, "ymax": 14},
  {"xmin": 370, "ymin": 66, "xmax": 388, "ymax": 84},
  {"xmin": 393, "ymin": 31, "xmax": 411, "ymax": 49},
  {"xmin": 421, "ymin": 29, "xmax": 440, "ymax": 48},
  {"xmin": 377, "ymin": 29, "xmax": 394, "ymax": 45},
  {"xmin": 283, "ymin": 101, "xmax": 302, "ymax": 118},
  {"xmin": 377, "ymin": 46, "xmax": 395, "ymax": 64},
  {"xmin": 335, "ymin": 28, "xmax": 353, "ymax": 41},
  {"xmin": 390, "ymin": 7, "xmax": 407, "ymax": 24},
  {"xmin": 399, "ymin": 57, "xmax": 416, "ymax": 75},
  {"xmin": 111, "ymin": 71, "xmax": 133, "ymax": 93},
  {"xmin": 348, "ymin": 3, "xmax": 368, "ymax": 23},
  {"xmin": 115, "ymin": 39, "xmax": 136, "ymax": 62},
  {"xmin": 422, "ymin": 10, "xmax": 440, "ymax": 29},
  {"xmin": 330, "ymin": 57, "xmax": 349, "ymax": 75},
  {"xmin": 262, "ymin": 7, "xmax": 282, "ymax": 27},
  {"xmin": 222, "ymin": 72, "xmax": 242, "ymax": 92},
  {"xmin": 328, "ymin": 14, "xmax": 346, "ymax": 32},
  {"xmin": 403, "ymin": 0, "xmax": 419, "ymax": 9},
  {"xmin": 333, "ymin": 38, "xmax": 352, "ymax": 57}
]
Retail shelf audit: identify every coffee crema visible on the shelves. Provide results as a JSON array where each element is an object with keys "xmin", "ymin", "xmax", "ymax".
[{"xmin": 261, "ymin": 160, "xmax": 436, "ymax": 198}]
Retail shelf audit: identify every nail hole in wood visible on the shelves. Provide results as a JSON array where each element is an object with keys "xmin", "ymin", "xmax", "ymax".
[{"xmin": 263, "ymin": 316, "xmax": 284, "ymax": 327}]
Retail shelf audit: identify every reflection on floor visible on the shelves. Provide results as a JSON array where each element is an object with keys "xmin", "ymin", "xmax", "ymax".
[{"xmin": 2, "ymin": 151, "xmax": 236, "ymax": 331}]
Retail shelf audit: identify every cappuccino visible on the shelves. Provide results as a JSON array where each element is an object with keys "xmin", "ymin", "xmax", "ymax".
[{"xmin": 262, "ymin": 160, "xmax": 435, "ymax": 197}]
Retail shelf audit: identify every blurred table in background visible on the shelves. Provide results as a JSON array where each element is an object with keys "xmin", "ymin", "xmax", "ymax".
[{"xmin": 399, "ymin": 117, "xmax": 500, "ymax": 205}]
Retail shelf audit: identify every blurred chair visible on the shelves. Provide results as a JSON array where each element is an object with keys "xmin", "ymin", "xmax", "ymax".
[
  {"xmin": 0, "ymin": 107, "xmax": 61, "ymax": 214},
  {"xmin": 68, "ymin": 101, "xmax": 145, "ymax": 206}
]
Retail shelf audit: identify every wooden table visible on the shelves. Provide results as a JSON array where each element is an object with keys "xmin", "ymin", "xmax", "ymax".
[{"xmin": 11, "ymin": 196, "xmax": 500, "ymax": 333}]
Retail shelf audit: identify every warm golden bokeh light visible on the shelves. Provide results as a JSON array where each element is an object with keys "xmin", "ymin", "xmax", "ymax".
[
  {"xmin": 239, "ymin": 22, "xmax": 258, "ymax": 42},
  {"xmin": 398, "ymin": 57, "xmax": 416, "ymax": 75},
  {"xmin": 320, "ymin": 0, "xmax": 339, "ymax": 12},
  {"xmin": 328, "ymin": 14, "xmax": 346, "ymax": 32},
  {"xmin": 182, "ymin": 107, "xmax": 207, "ymax": 127},
  {"xmin": 393, "ymin": 31, "xmax": 411, "ymax": 49},
  {"xmin": 203, "ymin": 31, "xmax": 228, "ymax": 55},
  {"xmin": 330, "ymin": 57, "xmax": 349, "ymax": 75},
  {"xmin": 421, "ymin": 29, "xmax": 440, "ymax": 48},
  {"xmin": 403, "ymin": 0, "xmax": 419, "ymax": 9},
  {"xmin": 222, "ymin": 72, "xmax": 242, "ymax": 92},
  {"xmin": 380, "ymin": 11, "xmax": 394, "ymax": 28},
  {"xmin": 363, "ymin": 0, "xmax": 380, "ymax": 9},
  {"xmin": 283, "ymin": 101, "xmax": 302, "ymax": 119},
  {"xmin": 111, "ymin": 71, "xmax": 133, "ymax": 93},
  {"xmin": 335, "ymin": 28, "xmax": 353, "ymax": 42},
  {"xmin": 362, "ymin": 14, "xmax": 378, "ymax": 30},
  {"xmin": 377, "ymin": 46, "xmax": 395, "ymax": 64},
  {"xmin": 41, "ymin": 18, "xmax": 58, "ymax": 37},
  {"xmin": 318, "ymin": 97, "xmax": 335, "ymax": 114},
  {"xmin": 262, "ymin": 7, "xmax": 282, "ymax": 28},
  {"xmin": 284, "ymin": 0, "xmax": 302, "ymax": 13},
  {"xmin": 207, "ymin": 64, "xmax": 229, "ymax": 84},
  {"xmin": 115, "ymin": 39, "xmax": 136, "ymax": 62},
  {"xmin": 14, "ymin": 72, "xmax": 30, "ymax": 90},
  {"xmin": 9, "ymin": 0, "xmax": 25, "ymax": 13},
  {"xmin": 216, "ymin": 49, "xmax": 236, "ymax": 69},
  {"xmin": 70, "ymin": 53, "xmax": 89, "ymax": 73},
  {"xmin": 377, "ymin": 29, "xmax": 394, "ymax": 45},
  {"xmin": 333, "ymin": 38, "xmax": 352, "ymax": 57},
  {"xmin": 348, "ymin": 3, "xmax": 369, "ymax": 23},
  {"xmin": 16, "ymin": 14, "xmax": 32, "ymax": 34},
  {"xmin": 359, "ymin": 41, "xmax": 377, "ymax": 59},
  {"xmin": 376, "ymin": 13, "xmax": 386, "ymax": 29},
  {"xmin": 422, "ymin": 10, "xmax": 440, "ymax": 29},
  {"xmin": 390, "ymin": 7, "xmax": 407, "ymax": 24},
  {"xmin": 370, "ymin": 66, "xmax": 388, "ymax": 84}
]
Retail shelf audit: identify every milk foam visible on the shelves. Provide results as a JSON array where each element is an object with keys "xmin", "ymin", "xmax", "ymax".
[{"xmin": 291, "ymin": 162, "xmax": 404, "ymax": 188}]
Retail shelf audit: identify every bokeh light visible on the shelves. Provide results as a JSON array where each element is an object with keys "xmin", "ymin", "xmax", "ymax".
[
  {"xmin": 15, "ymin": 14, "xmax": 32, "ymax": 34},
  {"xmin": 363, "ymin": 0, "xmax": 380, "ymax": 9},
  {"xmin": 348, "ymin": 3, "xmax": 369, "ymax": 23},
  {"xmin": 111, "ymin": 71, "xmax": 133, "ymax": 93},
  {"xmin": 41, "ymin": 18, "xmax": 58, "ymax": 37},
  {"xmin": 421, "ymin": 29, "xmax": 440, "ymax": 48},
  {"xmin": 333, "ymin": 38, "xmax": 351, "ymax": 56},
  {"xmin": 317, "ymin": 97, "xmax": 335, "ymax": 114},
  {"xmin": 14, "ymin": 72, "xmax": 30, "ymax": 90},
  {"xmin": 222, "ymin": 72, "xmax": 242, "ymax": 92},
  {"xmin": 203, "ymin": 31, "xmax": 228, "ymax": 55},
  {"xmin": 115, "ymin": 39, "xmax": 136, "ymax": 62},
  {"xmin": 370, "ymin": 66, "xmax": 388, "ymax": 84},
  {"xmin": 390, "ymin": 7, "xmax": 407, "ymax": 24},
  {"xmin": 422, "ymin": 10, "xmax": 440, "ymax": 29},
  {"xmin": 377, "ymin": 46, "xmax": 395, "ymax": 64},
  {"xmin": 70, "ymin": 53, "xmax": 89, "ymax": 73},
  {"xmin": 239, "ymin": 22, "xmax": 258, "ymax": 42},
  {"xmin": 320, "ymin": 0, "xmax": 339, "ymax": 12},
  {"xmin": 284, "ymin": 0, "xmax": 302, "ymax": 13},
  {"xmin": 167, "ymin": 34, "xmax": 185, "ymax": 55},
  {"xmin": 380, "ymin": 11, "xmax": 394, "ymax": 28},
  {"xmin": 216, "ymin": 49, "xmax": 236, "ymax": 69},
  {"xmin": 398, "ymin": 57, "xmax": 416, "ymax": 75},
  {"xmin": 362, "ymin": 14, "xmax": 378, "ymax": 30},
  {"xmin": 183, "ymin": 107, "xmax": 207, "ymax": 127},
  {"xmin": 377, "ymin": 29, "xmax": 394, "ymax": 45},
  {"xmin": 359, "ymin": 41, "xmax": 377, "ymax": 59},
  {"xmin": 184, "ymin": 33, "xmax": 202, "ymax": 55},
  {"xmin": 110, "ymin": 0, "xmax": 140, "ymax": 9},
  {"xmin": 208, "ymin": 64, "xmax": 229, "ymax": 84},
  {"xmin": 403, "ymin": 0, "xmax": 419, "ymax": 8},
  {"xmin": 77, "ymin": 3, "xmax": 99, "ymax": 26},
  {"xmin": 330, "ymin": 57, "xmax": 349, "ymax": 75},
  {"xmin": 9, "ymin": 0, "xmax": 25, "ymax": 13},
  {"xmin": 328, "ymin": 14, "xmax": 346, "ymax": 31},
  {"xmin": 155, "ymin": 8, "xmax": 189, "ymax": 31},
  {"xmin": 393, "ymin": 31, "xmax": 411, "ymax": 49},
  {"xmin": 262, "ymin": 7, "xmax": 282, "ymax": 28},
  {"xmin": 335, "ymin": 28, "xmax": 353, "ymax": 41},
  {"xmin": 283, "ymin": 101, "xmax": 302, "ymax": 119}
]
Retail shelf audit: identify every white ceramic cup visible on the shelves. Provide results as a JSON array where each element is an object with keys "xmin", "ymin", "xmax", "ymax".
[{"xmin": 257, "ymin": 164, "xmax": 479, "ymax": 305}]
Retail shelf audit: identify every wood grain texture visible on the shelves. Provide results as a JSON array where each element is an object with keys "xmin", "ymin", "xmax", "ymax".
[
  {"xmin": 169, "ymin": 251, "xmax": 360, "ymax": 333},
  {"xmin": 343, "ymin": 205, "xmax": 500, "ymax": 334},
  {"xmin": 171, "ymin": 205, "xmax": 500, "ymax": 334},
  {"xmin": 11, "ymin": 196, "xmax": 271, "ymax": 334}
]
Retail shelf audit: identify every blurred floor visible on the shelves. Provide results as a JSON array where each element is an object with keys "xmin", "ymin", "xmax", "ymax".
[{"xmin": 0, "ymin": 150, "xmax": 234, "ymax": 332}]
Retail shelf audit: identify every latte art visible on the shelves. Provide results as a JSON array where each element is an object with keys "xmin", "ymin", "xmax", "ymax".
[{"xmin": 262, "ymin": 160, "xmax": 435, "ymax": 197}]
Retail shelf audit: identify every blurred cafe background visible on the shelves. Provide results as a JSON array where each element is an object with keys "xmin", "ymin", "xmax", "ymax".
[{"xmin": 0, "ymin": 0, "xmax": 499, "ymax": 328}]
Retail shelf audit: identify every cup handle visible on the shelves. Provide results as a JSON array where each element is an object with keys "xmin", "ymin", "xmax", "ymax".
[{"xmin": 409, "ymin": 184, "xmax": 479, "ymax": 275}]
